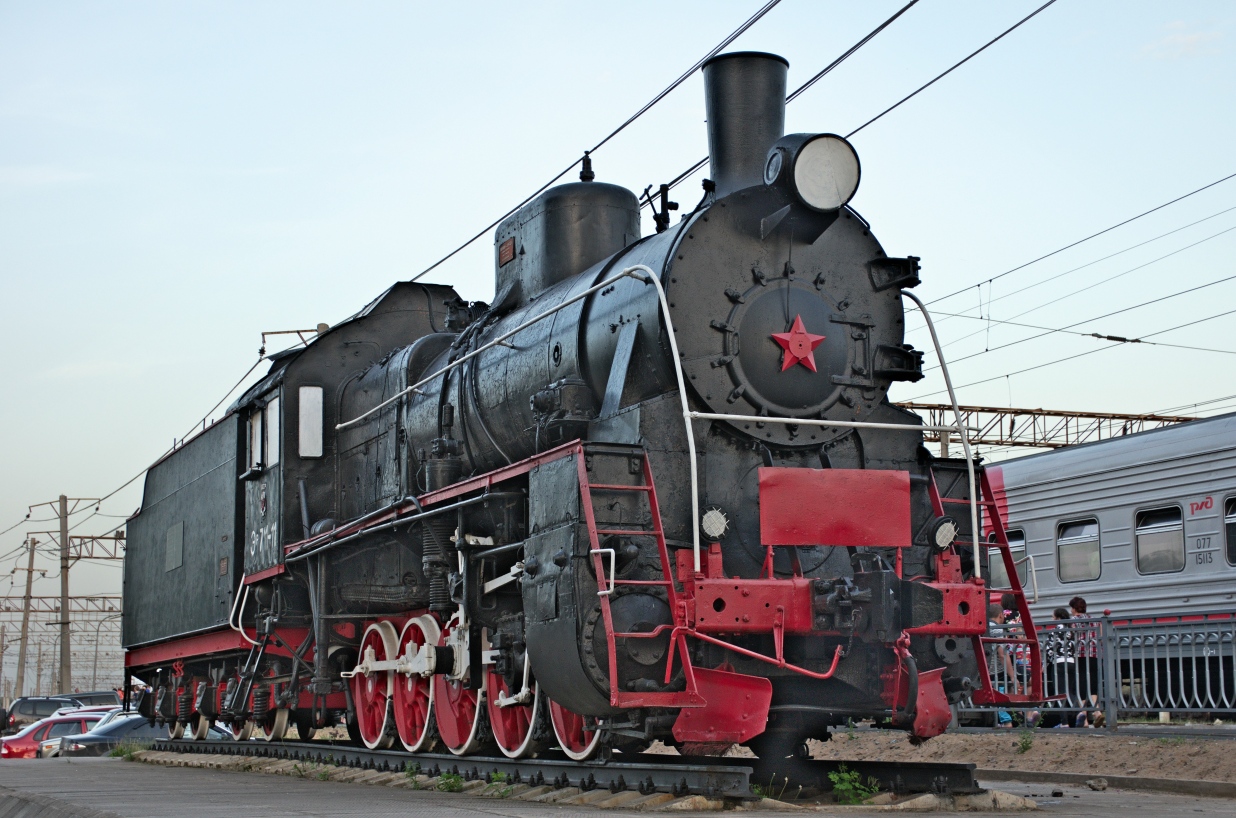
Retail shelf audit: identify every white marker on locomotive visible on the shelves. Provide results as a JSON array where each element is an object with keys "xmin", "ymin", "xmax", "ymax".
[{"xmin": 122, "ymin": 52, "xmax": 1044, "ymax": 759}]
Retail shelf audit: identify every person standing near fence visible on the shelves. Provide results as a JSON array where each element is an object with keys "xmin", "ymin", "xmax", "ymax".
[
  {"xmin": 988, "ymin": 603, "xmax": 1018, "ymax": 727},
  {"xmin": 1045, "ymin": 607, "xmax": 1077, "ymax": 727},
  {"xmin": 1069, "ymin": 596, "xmax": 1104, "ymax": 727}
]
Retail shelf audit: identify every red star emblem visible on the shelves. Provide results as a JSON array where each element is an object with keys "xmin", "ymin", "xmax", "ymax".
[{"xmin": 771, "ymin": 315, "xmax": 826, "ymax": 372}]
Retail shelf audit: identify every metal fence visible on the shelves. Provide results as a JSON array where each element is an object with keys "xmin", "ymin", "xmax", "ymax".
[{"xmin": 958, "ymin": 613, "xmax": 1236, "ymax": 726}]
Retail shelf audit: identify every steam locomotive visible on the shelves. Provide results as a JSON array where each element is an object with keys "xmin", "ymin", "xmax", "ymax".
[{"xmin": 122, "ymin": 51, "xmax": 1042, "ymax": 759}]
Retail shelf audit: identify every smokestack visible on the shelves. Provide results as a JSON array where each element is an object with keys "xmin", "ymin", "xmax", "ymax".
[{"xmin": 702, "ymin": 52, "xmax": 788, "ymax": 199}]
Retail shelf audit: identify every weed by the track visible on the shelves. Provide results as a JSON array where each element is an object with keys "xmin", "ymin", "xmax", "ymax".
[{"xmin": 827, "ymin": 763, "xmax": 879, "ymax": 805}]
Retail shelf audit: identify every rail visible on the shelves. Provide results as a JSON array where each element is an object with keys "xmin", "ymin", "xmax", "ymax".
[{"xmin": 149, "ymin": 738, "xmax": 983, "ymax": 798}]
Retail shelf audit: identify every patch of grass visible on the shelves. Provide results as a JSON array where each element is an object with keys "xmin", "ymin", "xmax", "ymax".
[
  {"xmin": 490, "ymin": 771, "xmax": 508, "ymax": 783},
  {"xmin": 404, "ymin": 761, "xmax": 421, "ymax": 779},
  {"xmin": 108, "ymin": 739, "xmax": 150, "ymax": 761},
  {"xmin": 1016, "ymin": 728, "xmax": 1034, "ymax": 754},
  {"xmin": 437, "ymin": 771, "xmax": 464, "ymax": 793},
  {"xmin": 827, "ymin": 763, "xmax": 879, "ymax": 805},
  {"xmin": 1155, "ymin": 736, "xmax": 1187, "ymax": 747},
  {"xmin": 316, "ymin": 769, "xmax": 330, "ymax": 781},
  {"xmin": 753, "ymin": 774, "xmax": 794, "ymax": 800},
  {"xmin": 846, "ymin": 718, "xmax": 857, "ymax": 741}
]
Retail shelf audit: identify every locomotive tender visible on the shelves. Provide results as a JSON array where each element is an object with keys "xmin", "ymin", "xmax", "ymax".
[{"xmin": 122, "ymin": 52, "xmax": 1041, "ymax": 759}]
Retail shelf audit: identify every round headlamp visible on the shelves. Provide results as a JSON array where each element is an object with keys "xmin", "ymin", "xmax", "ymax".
[{"xmin": 765, "ymin": 133, "xmax": 861, "ymax": 212}]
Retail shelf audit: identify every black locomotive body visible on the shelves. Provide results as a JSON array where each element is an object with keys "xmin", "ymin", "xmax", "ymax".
[{"xmin": 123, "ymin": 52, "xmax": 1042, "ymax": 756}]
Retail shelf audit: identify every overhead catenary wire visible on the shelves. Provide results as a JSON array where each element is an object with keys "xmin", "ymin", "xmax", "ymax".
[
  {"xmin": 405, "ymin": 0, "xmax": 785, "ymax": 284},
  {"xmin": 925, "ymin": 171, "xmax": 1236, "ymax": 309},
  {"xmin": 651, "ymin": 0, "xmax": 1056, "ymax": 205},
  {"xmin": 845, "ymin": 0, "xmax": 1059, "ymax": 138},
  {"xmin": 908, "ymin": 203, "xmax": 1236, "ymax": 333},
  {"xmin": 927, "ymin": 309, "xmax": 1236, "ymax": 357},
  {"xmin": 903, "ymin": 304, "xmax": 1236, "ymax": 401},
  {"xmin": 645, "ymin": 1, "xmax": 923, "ymax": 208},
  {"xmin": 919, "ymin": 222, "xmax": 1236, "ymax": 362},
  {"xmin": 918, "ymin": 270, "xmax": 1236, "ymax": 374}
]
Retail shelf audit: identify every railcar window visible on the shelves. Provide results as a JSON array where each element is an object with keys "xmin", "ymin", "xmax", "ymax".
[
  {"xmin": 1135, "ymin": 506, "xmax": 1184, "ymax": 574},
  {"xmin": 1057, "ymin": 519, "xmax": 1100, "ymax": 582},
  {"xmin": 1226, "ymin": 497, "xmax": 1236, "ymax": 565},
  {"xmin": 299, "ymin": 386, "xmax": 324, "ymax": 458},
  {"xmin": 987, "ymin": 530, "xmax": 1027, "ymax": 588},
  {"xmin": 266, "ymin": 397, "xmax": 280, "ymax": 467}
]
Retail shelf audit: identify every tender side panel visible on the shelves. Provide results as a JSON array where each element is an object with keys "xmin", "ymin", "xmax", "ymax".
[{"xmin": 123, "ymin": 415, "xmax": 243, "ymax": 648}]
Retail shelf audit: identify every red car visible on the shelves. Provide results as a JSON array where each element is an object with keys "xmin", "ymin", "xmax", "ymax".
[{"xmin": 1, "ymin": 714, "xmax": 104, "ymax": 759}]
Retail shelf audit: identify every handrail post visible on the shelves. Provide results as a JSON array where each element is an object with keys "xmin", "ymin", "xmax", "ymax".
[{"xmin": 1102, "ymin": 615, "xmax": 1119, "ymax": 730}]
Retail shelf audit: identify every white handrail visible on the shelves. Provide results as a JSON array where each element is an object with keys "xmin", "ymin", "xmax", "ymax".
[
  {"xmin": 619, "ymin": 265, "xmax": 703, "ymax": 569},
  {"xmin": 627, "ymin": 265, "xmax": 980, "ymax": 575},
  {"xmin": 901, "ymin": 290, "xmax": 981, "ymax": 572},
  {"xmin": 334, "ymin": 258, "xmax": 981, "ymax": 576}
]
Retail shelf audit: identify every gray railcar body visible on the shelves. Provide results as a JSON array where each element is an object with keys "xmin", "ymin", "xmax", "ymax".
[{"xmin": 988, "ymin": 412, "xmax": 1236, "ymax": 619}]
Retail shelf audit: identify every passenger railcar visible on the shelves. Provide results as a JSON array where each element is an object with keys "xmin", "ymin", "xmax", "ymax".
[
  {"xmin": 986, "ymin": 412, "xmax": 1236, "ymax": 618},
  {"xmin": 122, "ymin": 52, "xmax": 1042, "ymax": 760}
]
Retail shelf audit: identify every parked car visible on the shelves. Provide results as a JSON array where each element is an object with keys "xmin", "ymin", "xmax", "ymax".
[
  {"xmin": 1, "ymin": 713, "xmax": 105, "ymax": 759},
  {"xmin": 51, "ymin": 704, "xmax": 119, "ymax": 718},
  {"xmin": 4, "ymin": 697, "xmax": 82, "ymax": 734},
  {"xmin": 58, "ymin": 714, "xmax": 230, "ymax": 757},
  {"xmin": 58, "ymin": 690, "xmax": 121, "ymax": 706},
  {"xmin": 39, "ymin": 708, "xmax": 123, "ymax": 757}
]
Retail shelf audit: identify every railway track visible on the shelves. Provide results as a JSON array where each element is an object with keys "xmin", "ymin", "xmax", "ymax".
[{"xmin": 151, "ymin": 739, "xmax": 982, "ymax": 800}]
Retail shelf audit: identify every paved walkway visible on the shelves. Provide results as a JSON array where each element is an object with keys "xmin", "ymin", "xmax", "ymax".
[{"xmin": 0, "ymin": 758, "xmax": 1232, "ymax": 817}]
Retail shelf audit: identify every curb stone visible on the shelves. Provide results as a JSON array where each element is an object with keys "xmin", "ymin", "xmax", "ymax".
[{"xmin": 977, "ymin": 769, "xmax": 1236, "ymax": 799}]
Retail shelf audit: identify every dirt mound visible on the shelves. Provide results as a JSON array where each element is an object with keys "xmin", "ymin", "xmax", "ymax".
[{"xmin": 810, "ymin": 730, "xmax": 1236, "ymax": 783}]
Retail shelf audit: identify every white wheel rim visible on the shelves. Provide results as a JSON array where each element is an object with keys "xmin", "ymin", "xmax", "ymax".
[
  {"xmin": 263, "ymin": 707, "xmax": 289, "ymax": 741},
  {"xmin": 191, "ymin": 714, "xmax": 210, "ymax": 741},
  {"xmin": 396, "ymin": 616, "xmax": 440, "ymax": 752},
  {"xmin": 168, "ymin": 720, "xmax": 185, "ymax": 740},
  {"xmin": 356, "ymin": 621, "xmax": 398, "ymax": 750},
  {"xmin": 493, "ymin": 680, "xmax": 542, "ymax": 759},
  {"xmin": 445, "ymin": 686, "xmax": 486, "ymax": 756},
  {"xmin": 551, "ymin": 702, "xmax": 602, "ymax": 761}
]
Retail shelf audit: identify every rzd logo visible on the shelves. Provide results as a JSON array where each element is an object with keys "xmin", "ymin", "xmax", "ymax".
[{"xmin": 1189, "ymin": 496, "xmax": 1213, "ymax": 515}]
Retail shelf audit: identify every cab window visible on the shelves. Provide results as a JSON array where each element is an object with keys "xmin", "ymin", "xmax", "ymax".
[
  {"xmin": 298, "ymin": 386, "xmax": 324, "ymax": 458},
  {"xmin": 1135, "ymin": 506, "xmax": 1184, "ymax": 574},
  {"xmin": 1057, "ymin": 518, "xmax": 1100, "ymax": 582},
  {"xmin": 248, "ymin": 408, "xmax": 264, "ymax": 470},
  {"xmin": 266, "ymin": 397, "xmax": 280, "ymax": 467}
]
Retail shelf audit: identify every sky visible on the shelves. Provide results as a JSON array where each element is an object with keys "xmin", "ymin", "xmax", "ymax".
[{"xmin": 0, "ymin": 1, "xmax": 1233, "ymax": 672}]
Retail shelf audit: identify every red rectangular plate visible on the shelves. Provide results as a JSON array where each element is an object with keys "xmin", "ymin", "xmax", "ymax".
[{"xmin": 759, "ymin": 467, "xmax": 911, "ymax": 547}]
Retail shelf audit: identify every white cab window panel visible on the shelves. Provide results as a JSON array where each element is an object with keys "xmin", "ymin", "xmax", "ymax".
[
  {"xmin": 988, "ymin": 529, "xmax": 1027, "ymax": 589},
  {"xmin": 1057, "ymin": 519, "xmax": 1100, "ymax": 582},
  {"xmin": 299, "ymin": 386, "xmax": 324, "ymax": 458},
  {"xmin": 266, "ymin": 397, "xmax": 280, "ymax": 467},
  {"xmin": 248, "ymin": 410, "xmax": 263, "ymax": 470},
  {"xmin": 1135, "ymin": 506, "xmax": 1184, "ymax": 574}
]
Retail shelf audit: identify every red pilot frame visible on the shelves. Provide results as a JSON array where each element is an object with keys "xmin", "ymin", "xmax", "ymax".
[{"xmin": 582, "ymin": 453, "xmax": 1042, "ymax": 743}]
